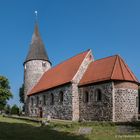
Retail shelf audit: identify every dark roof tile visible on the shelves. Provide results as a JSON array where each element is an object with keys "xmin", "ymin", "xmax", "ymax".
[{"xmin": 24, "ymin": 24, "xmax": 50, "ymax": 64}]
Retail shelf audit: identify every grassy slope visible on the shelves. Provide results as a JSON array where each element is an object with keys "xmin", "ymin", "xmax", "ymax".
[{"xmin": 0, "ymin": 116, "xmax": 140, "ymax": 140}]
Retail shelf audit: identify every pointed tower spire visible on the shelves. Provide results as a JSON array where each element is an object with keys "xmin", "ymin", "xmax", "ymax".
[{"xmin": 24, "ymin": 13, "xmax": 51, "ymax": 64}]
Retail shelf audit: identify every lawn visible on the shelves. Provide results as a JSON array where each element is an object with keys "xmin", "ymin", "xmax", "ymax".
[{"xmin": 0, "ymin": 115, "xmax": 140, "ymax": 140}]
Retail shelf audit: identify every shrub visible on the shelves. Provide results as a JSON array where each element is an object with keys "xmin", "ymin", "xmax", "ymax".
[{"xmin": 11, "ymin": 105, "xmax": 19, "ymax": 115}]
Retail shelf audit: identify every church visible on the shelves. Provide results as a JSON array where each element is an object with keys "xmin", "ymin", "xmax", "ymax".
[{"xmin": 24, "ymin": 23, "xmax": 139, "ymax": 122}]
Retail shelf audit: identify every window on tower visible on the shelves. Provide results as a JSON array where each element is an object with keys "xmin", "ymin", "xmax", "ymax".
[
  {"xmin": 31, "ymin": 97, "xmax": 34, "ymax": 106},
  {"xmin": 42, "ymin": 62, "xmax": 46, "ymax": 67},
  {"xmin": 36, "ymin": 96, "xmax": 39, "ymax": 107}
]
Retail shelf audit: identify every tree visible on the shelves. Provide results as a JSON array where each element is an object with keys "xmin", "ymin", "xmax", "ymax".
[
  {"xmin": 19, "ymin": 84, "xmax": 25, "ymax": 112},
  {"xmin": 11, "ymin": 104, "xmax": 19, "ymax": 115},
  {"xmin": 4, "ymin": 104, "xmax": 11, "ymax": 114},
  {"xmin": 0, "ymin": 76, "xmax": 13, "ymax": 111},
  {"xmin": 138, "ymin": 87, "xmax": 140, "ymax": 113},
  {"xmin": 19, "ymin": 84, "xmax": 24, "ymax": 103}
]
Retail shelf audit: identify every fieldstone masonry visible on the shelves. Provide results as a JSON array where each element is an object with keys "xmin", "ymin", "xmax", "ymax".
[
  {"xmin": 78, "ymin": 81, "xmax": 138, "ymax": 122},
  {"xmin": 29, "ymin": 84, "xmax": 73, "ymax": 120},
  {"xmin": 24, "ymin": 60, "xmax": 51, "ymax": 114},
  {"xmin": 79, "ymin": 82, "xmax": 113, "ymax": 121},
  {"xmin": 24, "ymin": 60, "xmax": 51, "ymax": 100},
  {"xmin": 114, "ymin": 82, "xmax": 138, "ymax": 122}
]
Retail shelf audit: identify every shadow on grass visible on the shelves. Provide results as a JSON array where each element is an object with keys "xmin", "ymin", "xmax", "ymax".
[
  {"xmin": 126, "ymin": 121, "xmax": 140, "ymax": 133},
  {"xmin": 0, "ymin": 122, "xmax": 89, "ymax": 140},
  {"xmin": 116, "ymin": 121, "xmax": 140, "ymax": 128},
  {"xmin": 116, "ymin": 121, "xmax": 140, "ymax": 134}
]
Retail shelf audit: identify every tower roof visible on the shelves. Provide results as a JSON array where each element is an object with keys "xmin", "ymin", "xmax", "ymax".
[{"xmin": 24, "ymin": 23, "xmax": 50, "ymax": 64}]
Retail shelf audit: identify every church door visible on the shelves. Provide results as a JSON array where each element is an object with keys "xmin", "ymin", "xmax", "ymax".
[{"xmin": 39, "ymin": 107, "xmax": 43, "ymax": 118}]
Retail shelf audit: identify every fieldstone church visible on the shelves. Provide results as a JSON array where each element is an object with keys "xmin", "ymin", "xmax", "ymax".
[{"xmin": 24, "ymin": 23, "xmax": 139, "ymax": 122}]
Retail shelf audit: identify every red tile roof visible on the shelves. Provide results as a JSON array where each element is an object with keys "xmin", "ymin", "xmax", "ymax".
[
  {"xmin": 28, "ymin": 50, "xmax": 90, "ymax": 96},
  {"xmin": 79, "ymin": 55, "xmax": 139, "ymax": 86}
]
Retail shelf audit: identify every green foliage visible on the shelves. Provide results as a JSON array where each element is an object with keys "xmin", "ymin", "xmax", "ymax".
[
  {"xmin": 0, "ymin": 76, "xmax": 12, "ymax": 110},
  {"xmin": 19, "ymin": 84, "xmax": 24, "ymax": 103},
  {"xmin": 11, "ymin": 104, "xmax": 19, "ymax": 115},
  {"xmin": 138, "ymin": 87, "xmax": 140, "ymax": 113},
  {"xmin": 4, "ymin": 104, "xmax": 11, "ymax": 114}
]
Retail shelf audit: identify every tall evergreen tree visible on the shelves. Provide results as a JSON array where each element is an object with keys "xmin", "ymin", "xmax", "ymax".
[{"xmin": 19, "ymin": 84, "xmax": 24, "ymax": 104}]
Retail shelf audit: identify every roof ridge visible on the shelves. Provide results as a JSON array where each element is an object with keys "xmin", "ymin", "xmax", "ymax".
[
  {"xmin": 50, "ymin": 49, "xmax": 90, "ymax": 69},
  {"xmin": 118, "ymin": 55, "xmax": 125, "ymax": 80},
  {"xmin": 71, "ymin": 49, "xmax": 92, "ymax": 82},
  {"xmin": 110, "ymin": 55, "xmax": 118, "ymax": 79},
  {"xmin": 94, "ymin": 54, "xmax": 119, "ymax": 62},
  {"xmin": 119, "ymin": 56, "xmax": 139, "ymax": 82}
]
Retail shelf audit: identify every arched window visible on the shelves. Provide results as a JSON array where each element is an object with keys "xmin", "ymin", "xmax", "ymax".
[
  {"xmin": 84, "ymin": 91, "xmax": 89, "ymax": 103},
  {"xmin": 31, "ymin": 109, "xmax": 33, "ymax": 114},
  {"xmin": 31, "ymin": 97, "xmax": 34, "ymax": 106},
  {"xmin": 95, "ymin": 89, "xmax": 102, "ymax": 102},
  {"xmin": 59, "ymin": 91, "xmax": 64, "ymax": 104},
  {"xmin": 42, "ymin": 62, "xmax": 46, "ymax": 67},
  {"xmin": 50, "ymin": 93, "xmax": 54, "ymax": 105},
  {"xmin": 43, "ymin": 95, "xmax": 46, "ymax": 105},
  {"xmin": 36, "ymin": 96, "xmax": 39, "ymax": 107}
]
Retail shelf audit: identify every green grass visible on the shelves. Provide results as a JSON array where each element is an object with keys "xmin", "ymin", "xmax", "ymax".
[{"xmin": 0, "ymin": 115, "xmax": 140, "ymax": 140}]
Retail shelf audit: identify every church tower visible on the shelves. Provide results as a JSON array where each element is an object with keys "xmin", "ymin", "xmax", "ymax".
[{"xmin": 24, "ymin": 23, "xmax": 51, "ymax": 112}]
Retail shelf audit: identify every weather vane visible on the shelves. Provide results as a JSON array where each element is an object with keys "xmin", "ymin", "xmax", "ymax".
[{"xmin": 34, "ymin": 11, "xmax": 38, "ymax": 22}]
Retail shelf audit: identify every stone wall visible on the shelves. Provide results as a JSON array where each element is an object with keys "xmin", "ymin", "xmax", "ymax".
[
  {"xmin": 28, "ymin": 84, "xmax": 73, "ymax": 120},
  {"xmin": 72, "ymin": 83, "xmax": 80, "ymax": 121},
  {"xmin": 24, "ymin": 60, "xmax": 51, "ymax": 114},
  {"xmin": 79, "ymin": 82, "xmax": 113, "ymax": 121},
  {"xmin": 24, "ymin": 60, "xmax": 51, "ymax": 98},
  {"xmin": 114, "ymin": 81, "xmax": 138, "ymax": 122}
]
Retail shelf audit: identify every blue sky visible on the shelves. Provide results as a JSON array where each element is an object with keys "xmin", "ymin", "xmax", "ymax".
[{"xmin": 0, "ymin": 0, "xmax": 140, "ymax": 106}]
